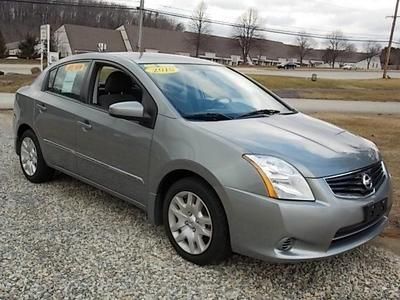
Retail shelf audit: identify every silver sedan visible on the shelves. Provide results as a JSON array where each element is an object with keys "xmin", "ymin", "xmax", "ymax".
[{"xmin": 13, "ymin": 52, "xmax": 392, "ymax": 265}]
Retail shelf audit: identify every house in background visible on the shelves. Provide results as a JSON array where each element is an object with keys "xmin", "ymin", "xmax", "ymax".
[
  {"xmin": 354, "ymin": 55, "xmax": 382, "ymax": 70},
  {"xmin": 54, "ymin": 24, "xmax": 126, "ymax": 57},
  {"xmin": 6, "ymin": 41, "xmax": 21, "ymax": 57}
]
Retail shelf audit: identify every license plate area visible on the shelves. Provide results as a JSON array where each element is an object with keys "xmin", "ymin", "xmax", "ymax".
[{"xmin": 363, "ymin": 198, "xmax": 387, "ymax": 223}]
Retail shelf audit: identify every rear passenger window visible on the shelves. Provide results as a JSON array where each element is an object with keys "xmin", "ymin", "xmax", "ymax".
[{"xmin": 50, "ymin": 62, "xmax": 89, "ymax": 100}]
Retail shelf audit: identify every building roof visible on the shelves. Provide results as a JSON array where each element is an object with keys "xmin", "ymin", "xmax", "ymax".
[
  {"xmin": 6, "ymin": 41, "xmax": 20, "ymax": 50},
  {"xmin": 59, "ymin": 24, "xmax": 369, "ymax": 64},
  {"xmin": 63, "ymin": 24, "xmax": 126, "ymax": 53}
]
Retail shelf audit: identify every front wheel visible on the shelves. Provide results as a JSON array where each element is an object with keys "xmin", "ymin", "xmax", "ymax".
[{"xmin": 163, "ymin": 177, "xmax": 231, "ymax": 265}]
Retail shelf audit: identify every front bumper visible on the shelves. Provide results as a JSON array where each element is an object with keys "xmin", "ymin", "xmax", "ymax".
[{"xmin": 225, "ymin": 175, "xmax": 392, "ymax": 262}]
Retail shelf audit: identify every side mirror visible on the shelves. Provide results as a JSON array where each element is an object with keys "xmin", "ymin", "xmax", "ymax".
[{"xmin": 109, "ymin": 101, "xmax": 144, "ymax": 120}]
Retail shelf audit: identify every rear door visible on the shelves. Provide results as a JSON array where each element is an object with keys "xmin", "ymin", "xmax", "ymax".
[
  {"xmin": 74, "ymin": 62, "xmax": 157, "ymax": 205},
  {"xmin": 34, "ymin": 61, "xmax": 91, "ymax": 172}
]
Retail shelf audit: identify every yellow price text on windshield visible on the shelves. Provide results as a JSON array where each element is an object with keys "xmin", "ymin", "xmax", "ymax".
[{"xmin": 144, "ymin": 64, "xmax": 178, "ymax": 74}]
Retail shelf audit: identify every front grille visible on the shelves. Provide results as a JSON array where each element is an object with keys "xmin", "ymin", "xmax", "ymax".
[{"xmin": 325, "ymin": 162, "xmax": 385, "ymax": 198}]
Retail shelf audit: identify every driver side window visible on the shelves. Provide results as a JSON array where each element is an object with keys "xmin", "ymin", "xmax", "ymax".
[{"xmin": 92, "ymin": 65, "xmax": 143, "ymax": 110}]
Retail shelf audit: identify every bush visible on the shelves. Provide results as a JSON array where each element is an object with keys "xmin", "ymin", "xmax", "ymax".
[{"xmin": 31, "ymin": 67, "xmax": 41, "ymax": 75}]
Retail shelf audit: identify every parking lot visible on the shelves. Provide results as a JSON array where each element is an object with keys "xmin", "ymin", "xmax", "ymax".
[
  {"xmin": 237, "ymin": 68, "xmax": 400, "ymax": 80},
  {"xmin": 1, "ymin": 110, "xmax": 399, "ymax": 299}
]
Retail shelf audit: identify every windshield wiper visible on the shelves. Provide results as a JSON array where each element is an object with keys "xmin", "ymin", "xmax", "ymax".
[
  {"xmin": 235, "ymin": 109, "xmax": 281, "ymax": 119},
  {"xmin": 183, "ymin": 112, "xmax": 233, "ymax": 121}
]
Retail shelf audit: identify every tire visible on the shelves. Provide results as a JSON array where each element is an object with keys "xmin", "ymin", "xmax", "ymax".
[
  {"xmin": 163, "ymin": 177, "xmax": 231, "ymax": 265},
  {"xmin": 19, "ymin": 129, "xmax": 54, "ymax": 183}
]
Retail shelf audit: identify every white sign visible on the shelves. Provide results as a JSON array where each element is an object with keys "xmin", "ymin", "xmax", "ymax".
[
  {"xmin": 40, "ymin": 24, "xmax": 50, "ymax": 41},
  {"xmin": 48, "ymin": 52, "xmax": 59, "ymax": 66},
  {"xmin": 97, "ymin": 43, "xmax": 107, "ymax": 52}
]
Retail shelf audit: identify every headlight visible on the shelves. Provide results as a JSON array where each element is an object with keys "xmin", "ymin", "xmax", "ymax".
[{"xmin": 243, "ymin": 155, "xmax": 315, "ymax": 201}]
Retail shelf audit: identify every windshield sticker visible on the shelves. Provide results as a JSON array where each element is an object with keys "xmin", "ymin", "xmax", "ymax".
[{"xmin": 144, "ymin": 64, "xmax": 178, "ymax": 74}]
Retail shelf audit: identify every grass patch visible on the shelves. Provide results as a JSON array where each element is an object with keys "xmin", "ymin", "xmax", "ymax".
[
  {"xmin": 251, "ymin": 75, "xmax": 400, "ymax": 101},
  {"xmin": 0, "ymin": 59, "xmax": 40, "ymax": 65},
  {"xmin": 311, "ymin": 113, "xmax": 400, "ymax": 238},
  {"xmin": 0, "ymin": 74, "xmax": 36, "ymax": 93}
]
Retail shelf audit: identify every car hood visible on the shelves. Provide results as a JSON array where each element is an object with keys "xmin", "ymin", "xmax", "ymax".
[{"xmin": 194, "ymin": 113, "xmax": 380, "ymax": 178}]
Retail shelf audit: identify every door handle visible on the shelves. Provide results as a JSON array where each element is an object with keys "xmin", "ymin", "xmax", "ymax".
[
  {"xmin": 36, "ymin": 103, "xmax": 47, "ymax": 112},
  {"xmin": 78, "ymin": 120, "xmax": 92, "ymax": 131}
]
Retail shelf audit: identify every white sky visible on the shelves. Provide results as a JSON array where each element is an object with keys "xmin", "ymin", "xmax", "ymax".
[{"xmin": 113, "ymin": 0, "xmax": 399, "ymax": 49}]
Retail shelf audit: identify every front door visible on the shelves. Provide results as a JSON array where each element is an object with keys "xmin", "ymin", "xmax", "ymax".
[{"xmin": 74, "ymin": 63, "xmax": 157, "ymax": 205}]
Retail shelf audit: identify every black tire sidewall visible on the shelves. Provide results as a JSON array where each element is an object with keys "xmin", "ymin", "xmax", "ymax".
[
  {"xmin": 19, "ymin": 130, "xmax": 53, "ymax": 183},
  {"xmin": 163, "ymin": 177, "xmax": 231, "ymax": 265}
]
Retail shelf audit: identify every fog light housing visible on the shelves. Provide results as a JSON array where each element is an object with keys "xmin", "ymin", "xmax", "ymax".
[{"xmin": 277, "ymin": 237, "xmax": 295, "ymax": 252}]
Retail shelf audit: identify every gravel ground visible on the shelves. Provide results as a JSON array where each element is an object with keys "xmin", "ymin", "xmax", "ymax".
[{"xmin": 0, "ymin": 111, "xmax": 399, "ymax": 299}]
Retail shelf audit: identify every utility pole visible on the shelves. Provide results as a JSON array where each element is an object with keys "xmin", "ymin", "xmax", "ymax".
[
  {"xmin": 137, "ymin": 0, "xmax": 144, "ymax": 52},
  {"xmin": 383, "ymin": 0, "xmax": 399, "ymax": 78}
]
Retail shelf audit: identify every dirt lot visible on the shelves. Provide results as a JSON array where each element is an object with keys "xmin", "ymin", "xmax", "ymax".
[
  {"xmin": 0, "ymin": 74, "xmax": 36, "ymax": 93},
  {"xmin": 251, "ymin": 75, "xmax": 400, "ymax": 102}
]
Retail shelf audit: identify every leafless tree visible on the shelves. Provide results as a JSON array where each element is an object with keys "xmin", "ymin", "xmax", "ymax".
[
  {"xmin": 0, "ymin": 29, "xmax": 7, "ymax": 58},
  {"xmin": 189, "ymin": 1, "xmax": 210, "ymax": 57},
  {"xmin": 295, "ymin": 32, "xmax": 313, "ymax": 66},
  {"xmin": 364, "ymin": 42, "xmax": 382, "ymax": 69},
  {"xmin": 325, "ymin": 31, "xmax": 348, "ymax": 68},
  {"xmin": 233, "ymin": 8, "xmax": 261, "ymax": 63}
]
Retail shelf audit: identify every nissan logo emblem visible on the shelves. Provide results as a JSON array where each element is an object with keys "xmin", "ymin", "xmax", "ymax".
[{"xmin": 362, "ymin": 173, "xmax": 373, "ymax": 190}]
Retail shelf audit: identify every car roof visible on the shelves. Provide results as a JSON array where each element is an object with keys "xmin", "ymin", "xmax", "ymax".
[{"xmin": 57, "ymin": 52, "xmax": 221, "ymax": 66}]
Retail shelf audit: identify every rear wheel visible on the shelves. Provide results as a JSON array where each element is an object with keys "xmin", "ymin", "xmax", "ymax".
[
  {"xmin": 19, "ymin": 130, "xmax": 54, "ymax": 183},
  {"xmin": 163, "ymin": 177, "xmax": 231, "ymax": 265}
]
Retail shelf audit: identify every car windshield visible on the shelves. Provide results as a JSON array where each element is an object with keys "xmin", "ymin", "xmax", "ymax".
[{"xmin": 141, "ymin": 64, "xmax": 294, "ymax": 120}]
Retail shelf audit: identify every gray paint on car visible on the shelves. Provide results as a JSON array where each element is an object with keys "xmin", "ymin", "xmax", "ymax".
[{"xmin": 13, "ymin": 52, "xmax": 392, "ymax": 262}]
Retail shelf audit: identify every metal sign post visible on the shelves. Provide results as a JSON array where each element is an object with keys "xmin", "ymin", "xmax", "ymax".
[{"xmin": 40, "ymin": 24, "xmax": 50, "ymax": 70}]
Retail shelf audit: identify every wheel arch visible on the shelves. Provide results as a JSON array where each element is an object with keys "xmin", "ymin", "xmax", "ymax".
[
  {"xmin": 149, "ymin": 163, "xmax": 232, "ymax": 228},
  {"xmin": 15, "ymin": 123, "xmax": 35, "ymax": 155}
]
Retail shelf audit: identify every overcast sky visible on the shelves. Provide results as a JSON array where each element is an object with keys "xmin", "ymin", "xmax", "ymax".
[{"xmin": 114, "ymin": 0, "xmax": 399, "ymax": 49}]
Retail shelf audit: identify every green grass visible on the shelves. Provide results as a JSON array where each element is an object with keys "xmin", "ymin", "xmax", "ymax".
[
  {"xmin": 0, "ymin": 58, "xmax": 40, "ymax": 64},
  {"xmin": 251, "ymin": 75, "xmax": 400, "ymax": 101}
]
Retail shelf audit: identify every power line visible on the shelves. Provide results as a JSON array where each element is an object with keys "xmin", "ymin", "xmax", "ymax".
[{"xmin": 3, "ymin": 0, "xmax": 400, "ymax": 45}]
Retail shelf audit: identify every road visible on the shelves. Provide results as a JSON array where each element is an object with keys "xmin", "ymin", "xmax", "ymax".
[
  {"xmin": 0, "ymin": 63, "xmax": 40, "ymax": 75},
  {"xmin": 237, "ymin": 68, "xmax": 400, "ymax": 79},
  {"xmin": 0, "ymin": 110, "xmax": 399, "ymax": 299},
  {"xmin": 2, "ymin": 92, "xmax": 399, "ymax": 114},
  {"xmin": 0, "ymin": 93, "xmax": 14, "ymax": 109},
  {"xmin": 285, "ymin": 98, "xmax": 400, "ymax": 114}
]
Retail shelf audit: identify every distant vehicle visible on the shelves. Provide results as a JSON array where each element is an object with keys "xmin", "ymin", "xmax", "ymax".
[
  {"xmin": 342, "ymin": 64, "xmax": 354, "ymax": 70},
  {"xmin": 277, "ymin": 62, "xmax": 297, "ymax": 69},
  {"xmin": 14, "ymin": 52, "xmax": 392, "ymax": 265}
]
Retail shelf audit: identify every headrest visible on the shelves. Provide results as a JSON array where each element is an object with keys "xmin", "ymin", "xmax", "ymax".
[{"xmin": 104, "ymin": 71, "xmax": 132, "ymax": 94}]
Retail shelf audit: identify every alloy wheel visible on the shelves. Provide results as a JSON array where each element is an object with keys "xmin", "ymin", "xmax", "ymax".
[
  {"xmin": 20, "ymin": 137, "xmax": 38, "ymax": 176},
  {"xmin": 168, "ymin": 191, "xmax": 213, "ymax": 255}
]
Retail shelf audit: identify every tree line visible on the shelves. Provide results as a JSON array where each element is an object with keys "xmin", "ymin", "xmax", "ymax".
[{"xmin": 0, "ymin": 0, "xmax": 183, "ymax": 43}]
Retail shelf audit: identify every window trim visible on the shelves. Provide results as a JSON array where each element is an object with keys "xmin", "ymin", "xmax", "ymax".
[
  {"xmin": 86, "ymin": 59, "xmax": 158, "ymax": 129},
  {"xmin": 43, "ymin": 60, "xmax": 93, "ymax": 103}
]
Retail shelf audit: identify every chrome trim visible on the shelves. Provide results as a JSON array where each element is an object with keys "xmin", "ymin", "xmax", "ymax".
[
  {"xmin": 324, "ymin": 161, "xmax": 383, "ymax": 180},
  {"xmin": 76, "ymin": 151, "xmax": 144, "ymax": 184},
  {"xmin": 324, "ymin": 161, "xmax": 385, "ymax": 199},
  {"xmin": 43, "ymin": 138, "xmax": 144, "ymax": 184}
]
